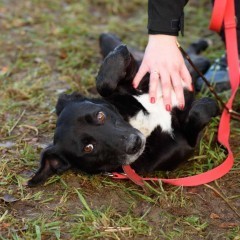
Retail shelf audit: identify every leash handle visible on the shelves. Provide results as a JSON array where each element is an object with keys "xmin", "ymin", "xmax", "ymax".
[{"xmin": 113, "ymin": 0, "xmax": 239, "ymax": 187}]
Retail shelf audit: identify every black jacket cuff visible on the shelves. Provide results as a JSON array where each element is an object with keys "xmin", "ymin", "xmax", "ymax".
[{"xmin": 148, "ymin": 0, "xmax": 187, "ymax": 36}]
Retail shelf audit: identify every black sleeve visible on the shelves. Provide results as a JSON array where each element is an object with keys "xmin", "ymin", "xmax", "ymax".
[{"xmin": 148, "ymin": 0, "xmax": 189, "ymax": 36}]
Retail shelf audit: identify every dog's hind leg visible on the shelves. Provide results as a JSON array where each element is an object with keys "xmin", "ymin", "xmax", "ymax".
[
  {"xmin": 184, "ymin": 40, "xmax": 211, "ymax": 81},
  {"xmin": 183, "ymin": 97, "xmax": 220, "ymax": 147},
  {"xmin": 186, "ymin": 39, "xmax": 209, "ymax": 55}
]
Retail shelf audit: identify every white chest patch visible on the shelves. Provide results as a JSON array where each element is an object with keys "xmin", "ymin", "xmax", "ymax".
[{"xmin": 129, "ymin": 84, "xmax": 182, "ymax": 137}]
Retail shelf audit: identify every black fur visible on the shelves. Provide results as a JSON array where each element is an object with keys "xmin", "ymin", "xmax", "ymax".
[{"xmin": 28, "ymin": 34, "xmax": 219, "ymax": 186}]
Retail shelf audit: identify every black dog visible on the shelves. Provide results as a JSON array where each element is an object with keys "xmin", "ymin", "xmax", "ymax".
[{"xmin": 28, "ymin": 34, "xmax": 219, "ymax": 186}]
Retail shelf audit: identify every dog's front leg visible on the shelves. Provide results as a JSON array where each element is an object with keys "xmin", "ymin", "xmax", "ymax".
[{"xmin": 96, "ymin": 44, "xmax": 140, "ymax": 97}]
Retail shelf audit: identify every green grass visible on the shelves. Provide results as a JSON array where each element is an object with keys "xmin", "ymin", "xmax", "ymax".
[{"xmin": 0, "ymin": 0, "xmax": 239, "ymax": 239}]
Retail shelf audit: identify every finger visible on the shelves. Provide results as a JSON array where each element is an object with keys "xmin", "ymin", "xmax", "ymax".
[
  {"xmin": 159, "ymin": 70, "xmax": 172, "ymax": 111},
  {"xmin": 149, "ymin": 70, "xmax": 159, "ymax": 103},
  {"xmin": 132, "ymin": 64, "xmax": 148, "ymax": 88},
  {"xmin": 171, "ymin": 73, "xmax": 185, "ymax": 109},
  {"xmin": 180, "ymin": 65, "xmax": 193, "ymax": 91}
]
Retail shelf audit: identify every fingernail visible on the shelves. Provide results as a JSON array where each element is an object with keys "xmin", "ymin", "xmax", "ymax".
[
  {"xmin": 179, "ymin": 104, "xmax": 184, "ymax": 110},
  {"xmin": 166, "ymin": 104, "xmax": 171, "ymax": 111},
  {"xmin": 150, "ymin": 97, "xmax": 155, "ymax": 104},
  {"xmin": 133, "ymin": 83, "xmax": 137, "ymax": 89},
  {"xmin": 189, "ymin": 84, "xmax": 194, "ymax": 91}
]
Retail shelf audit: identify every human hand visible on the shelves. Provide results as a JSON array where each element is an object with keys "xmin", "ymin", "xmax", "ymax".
[{"xmin": 132, "ymin": 35, "xmax": 192, "ymax": 111}]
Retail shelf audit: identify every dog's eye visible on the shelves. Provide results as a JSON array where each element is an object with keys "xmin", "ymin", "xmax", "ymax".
[
  {"xmin": 83, "ymin": 144, "xmax": 94, "ymax": 153},
  {"xmin": 97, "ymin": 111, "xmax": 105, "ymax": 124}
]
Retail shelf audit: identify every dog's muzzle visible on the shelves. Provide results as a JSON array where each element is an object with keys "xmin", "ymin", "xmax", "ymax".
[
  {"xmin": 125, "ymin": 133, "xmax": 145, "ymax": 155},
  {"xmin": 124, "ymin": 133, "xmax": 146, "ymax": 165}
]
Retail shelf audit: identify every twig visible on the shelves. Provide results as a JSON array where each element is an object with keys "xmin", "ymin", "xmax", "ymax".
[
  {"xmin": 18, "ymin": 124, "xmax": 39, "ymax": 136},
  {"xmin": 103, "ymin": 227, "xmax": 132, "ymax": 232},
  {"xmin": 8, "ymin": 109, "xmax": 26, "ymax": 135},
  {"xmin": 204, "ymin": 184, "xmax": 240, "ymax": 219}
]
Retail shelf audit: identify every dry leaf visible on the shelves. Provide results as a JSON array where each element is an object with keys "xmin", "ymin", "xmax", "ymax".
[
  {"xmin": 210, "ymin": 213, "xmax": 220, "ymax": 219},
  {"xmin": 59, "ymin": 51, "xmax": 68, "ymax": 59},
  {"xmin": 0, "ymin": 66, "xmax": 8, "ymax": 75},
  {"xmin": 219, "ymin": 222, "xmax": 239, "ymax": 228}
]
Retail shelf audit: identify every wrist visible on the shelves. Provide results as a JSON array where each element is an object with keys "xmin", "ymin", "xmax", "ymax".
[{"xmin": 148, "ymin": 34, "xmax": 177, "ymax": 44}]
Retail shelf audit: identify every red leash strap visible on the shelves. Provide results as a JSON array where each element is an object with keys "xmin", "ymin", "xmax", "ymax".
[
  {"xmin": 209, "ymin": 0, "xmax": 227, "ymax": 32},
  {"xmin": 112, "ymin": 0, "xmax": 239, "ymax": 187}
]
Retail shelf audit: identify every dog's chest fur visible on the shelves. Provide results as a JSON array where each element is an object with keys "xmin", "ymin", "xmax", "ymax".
[{"xmin": 129, "ymin": 86, "xmax": 180, "ymax": 137}]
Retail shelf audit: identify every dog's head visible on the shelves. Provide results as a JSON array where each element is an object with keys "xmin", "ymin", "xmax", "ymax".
[{"xmin": 28, "ymin": 93, "xmax": 146, "ymax": 186}]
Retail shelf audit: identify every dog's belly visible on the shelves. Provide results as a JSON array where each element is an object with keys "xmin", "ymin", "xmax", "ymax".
[{"xmin": 129, "ymin": 86, "xmax": 181, "ymax": 137}]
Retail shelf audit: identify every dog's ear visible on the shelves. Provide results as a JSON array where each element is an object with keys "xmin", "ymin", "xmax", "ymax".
[
  {"xmin": 56, "ymin": 92, "xmax": 85, "ymax": 116},
  {"xmin": 96, "ymin": 44, "xmax": 139, "ymax": 97},
  {"xmin": 27, "ymin": 145, "xmax": 71, "ymax": 187}
]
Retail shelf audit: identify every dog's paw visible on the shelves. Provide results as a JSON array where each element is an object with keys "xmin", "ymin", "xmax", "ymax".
[
  {"xmin": 96, "ymin": 44, "xmax": 132, "ymax": 97},
  {"xmin": 99, "ymin": 33, "xmax": 122, "ymax": 58},
  {"xmin": 189, "ymin": 97, "xmax": 220, "ymax": 127}
]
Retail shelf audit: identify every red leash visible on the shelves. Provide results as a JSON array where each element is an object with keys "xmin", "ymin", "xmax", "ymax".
[{"xmin": 112, "ymin": 0, "xmax": 240, "ymax": 187}]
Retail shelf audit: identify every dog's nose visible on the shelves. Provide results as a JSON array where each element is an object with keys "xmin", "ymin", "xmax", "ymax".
[{"xmin": 125, "ymin": 134, "xmax": 143, "ymax": 155}]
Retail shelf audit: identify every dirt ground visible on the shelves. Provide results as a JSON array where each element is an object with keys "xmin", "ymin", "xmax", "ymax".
[{"xmin": 0, "ymin": 0, "xmax": 239, "ymax": 239}]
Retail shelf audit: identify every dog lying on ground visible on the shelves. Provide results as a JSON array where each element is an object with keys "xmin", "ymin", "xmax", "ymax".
[{"xmin": 28, "ymin": 34, "xmax": 219, "ymax": 186}]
